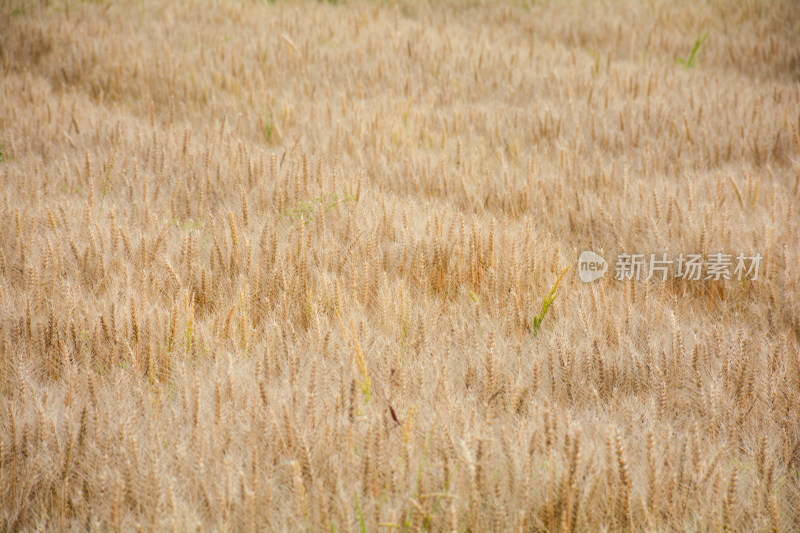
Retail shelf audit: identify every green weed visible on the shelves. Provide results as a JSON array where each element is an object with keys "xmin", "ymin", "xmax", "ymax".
[
  {"xmin": 281, "ymin": 193, "xmax": 356, "ymax": 226},
  {"xmin": 677, "ymin": 31, "xmax": 710, "ymax": 68},
  {"xmin": 532, "ymin": 266, "xmax": 570, "ymax": 337},
  {"xmin": 264, "ymin": 120, "xmax": 273, "ymax": 143},
  {"xmin": 355, "ymin": 493, "xmax": 367, "ymax": 533}
]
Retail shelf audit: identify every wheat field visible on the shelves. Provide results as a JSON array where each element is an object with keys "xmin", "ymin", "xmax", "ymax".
[{"xmin": 1, "ymin": 0, "xmax": 800, "ymax": 530}]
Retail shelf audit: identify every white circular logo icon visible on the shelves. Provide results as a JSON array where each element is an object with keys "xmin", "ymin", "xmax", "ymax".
[{"xmin": 578, "ymin": 251, "xmax": 608, "ymax": 282}]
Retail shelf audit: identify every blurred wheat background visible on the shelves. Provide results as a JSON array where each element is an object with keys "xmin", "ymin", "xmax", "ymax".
[{"xmin": 1, "ymin": 0, "xmax": 800, "ymax": 530}]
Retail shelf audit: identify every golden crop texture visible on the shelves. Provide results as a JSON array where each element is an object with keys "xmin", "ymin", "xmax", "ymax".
[{"xmin": 1, "ymin": 0, "xmax": 799, "ymax": 530}]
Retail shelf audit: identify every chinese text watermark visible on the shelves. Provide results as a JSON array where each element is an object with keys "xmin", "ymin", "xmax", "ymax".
[{"xmin": 578, "ymin": 251, "xmax": 762, "ymax": 283}]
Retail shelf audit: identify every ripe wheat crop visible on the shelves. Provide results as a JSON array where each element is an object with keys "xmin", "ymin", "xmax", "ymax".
[{"xmin": 1, "ymin": 0, "xmax": 799, "ymax": 530}]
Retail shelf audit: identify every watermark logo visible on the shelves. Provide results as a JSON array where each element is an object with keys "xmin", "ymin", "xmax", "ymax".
[
  {"xmin": 577, "ymin": 251, "xmax": 762, "ymax": 283},
  {"xmin": 578, "ymin": 251, "xmax": 608, "ymax": 282}
]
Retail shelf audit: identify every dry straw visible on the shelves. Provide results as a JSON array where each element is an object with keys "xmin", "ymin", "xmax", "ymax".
[{"xmin": 1, "ymin": 0, "xmax": 799, "ymax": 530}]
